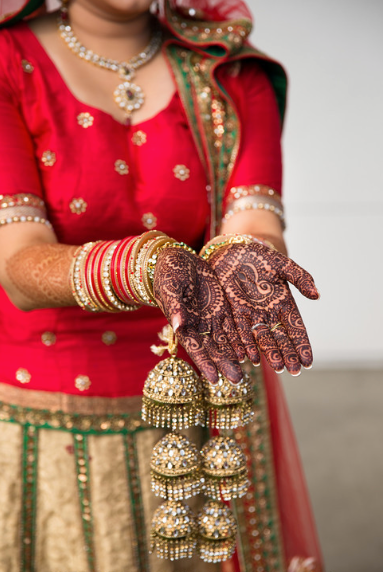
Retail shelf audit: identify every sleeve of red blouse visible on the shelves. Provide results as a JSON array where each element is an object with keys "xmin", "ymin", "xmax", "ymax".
[
  {"xmin": 220, "ymin": 60, "xmax": 283, "ymax": 215},
  {"xmin": 0, "ymin": 30, "xmax": 43, "ymax": 200}
]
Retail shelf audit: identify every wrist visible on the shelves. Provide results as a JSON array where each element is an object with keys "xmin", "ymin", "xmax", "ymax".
[{"xmin": 200, "ymin": 233, "xmax": 277, "ymax": 262}]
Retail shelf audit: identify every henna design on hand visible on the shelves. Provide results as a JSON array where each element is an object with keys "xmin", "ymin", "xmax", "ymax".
[
  {"xmin": 208, "ymin": 243, "xmax": 319, "ymax": 375},
  {"xmin": 6, "ymin": 244, "xmax": 78, "ymax": 309},
  {"xmin": 153, "ymin": 247, "xmax": 245, "ymax": 384}
]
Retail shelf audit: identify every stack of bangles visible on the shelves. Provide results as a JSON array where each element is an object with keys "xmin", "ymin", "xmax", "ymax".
[
  {"xmin": 70, "ymin": 230, "xmax": 196, "ymax": 312},
  {"xmin": 200, "ymin": 233, "xmax": 277, "ymax": 261}
]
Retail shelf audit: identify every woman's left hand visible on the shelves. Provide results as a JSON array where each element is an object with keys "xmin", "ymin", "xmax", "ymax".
[{"xmin": 207, "ymin": 242, "xmax": 319, "ymax": 375}]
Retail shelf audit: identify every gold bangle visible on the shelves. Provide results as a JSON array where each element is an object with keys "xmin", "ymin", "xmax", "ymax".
[
  {"xmin": 133, "ymin": 238, "xmax": 159, "ymax": 305},
  {"xmin": 70, "ymin": 242, "xmax": 101, "ymax": 312},
  {"xmin": 200, "ymin": 234, "xmax": 253, "ymax": 261},
  {"xmin": 128, "ymin": 231, "xmax": 168, "ymax": 305},
  {"xmin": 120, "ymin": 237, "xmax": 141, "ymax": 304},
  {"xmin": 141, "ymin": 237, "xmax": 175, "ymax": 303}
]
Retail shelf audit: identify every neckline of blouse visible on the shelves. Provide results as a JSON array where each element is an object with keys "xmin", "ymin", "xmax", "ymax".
[{"xmin": 20, "ymin": 22, "xmax": 178, "ymax": 129}]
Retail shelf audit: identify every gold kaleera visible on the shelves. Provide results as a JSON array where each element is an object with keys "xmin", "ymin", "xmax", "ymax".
[
  {"xmin": 141, "ymin": 325, "xmax": 205, "ymax": 430},
  {"xmin": 150, "ymin": 432, "xmax": 202, "ymax": 500},
  {"xmin": 200, "ymin": 435, "xmax": 249, "ymax": 501},
  {"xmin": 150, "ymin": 500, "xmax": 197, "ymax": 561},
  {"xmin": 197, "ymin": 499, "xmax": 237, "ymax": 563},
  {"xmin": 202, "ymin": 371, "xmax": 255, "ymax": 430}
]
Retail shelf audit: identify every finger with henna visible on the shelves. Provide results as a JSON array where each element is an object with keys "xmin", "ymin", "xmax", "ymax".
[{"xmin": 279, "ymin": 257, "xmax": 319, "ymax": 300}]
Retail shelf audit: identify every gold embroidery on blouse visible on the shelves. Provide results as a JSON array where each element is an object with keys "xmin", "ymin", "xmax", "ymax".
[
  {"xmin": 69, "ymin": 198, "xmax": 87, "ymax": 215},
  {"xmin": 77, "ymin": 112, "xmax": 94, "ymax": 128},
  {"xmin": 173, "ymin": 164, "xmax": 190, "ymax": 181},
  {"xmin": 41, "ymin": 332, "xmax": 56, "ymax": 346},
  {"xmin": 142, "ymin": 212, "xmax": 157, "ymax": 230},
  {"xmin": 75, "ymin": 375, "xmax": 91, "ymax": 392},
  {"xmin": 101, "ymin": 331, "xmax": 117, "ymax": 346},
  {"xmin": 0, "ymin": 194, "xmax": 45, "ymax": 210},
  {"xmin": 228, "ymin": 185, "xmax": 282, "ymax": 204},
  {"xmin": 131, "ymin": 131, "xmax": 147, "ymax": 146},
  {"xmin": 16, "ymin": 368, "xmax": 31, "ymax": 384},
  {"xmin": 21, "ymin": 60, "xmax": 34, "ymax": 73},
  {"xmin": 0, "ymin": 194, "xmax": 49, "ymax": 227},
  {"xmin": 115, "ymin": 160, "xmax": 129, "ymax": 175},
  {"xmin": 41, "ymin": 150, "xmax": 56, "ymax": 167}
]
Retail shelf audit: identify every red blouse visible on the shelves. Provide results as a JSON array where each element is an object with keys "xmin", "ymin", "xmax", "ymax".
[{"xmin": 0, "ymin": 23, "xmax": 282, "ymax": 398}]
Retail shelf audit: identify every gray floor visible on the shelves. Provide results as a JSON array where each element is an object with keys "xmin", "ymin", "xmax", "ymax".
[{"xmin": 281, "ymin": 368, "xmax": 383, "ymax": 572}]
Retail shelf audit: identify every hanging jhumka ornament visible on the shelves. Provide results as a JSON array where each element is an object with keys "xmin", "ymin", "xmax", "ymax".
[
  {"xmin": 145, "ymin": 326, "xmax": 203, "ymax": 560},
  {"xmin": 142, "ymin": 325, "xmax": 205, "ymax": 430},
  {"xmin": 150, "ymin": 432, "xmax": 202, "ymax": 500},
  {"xmin": 151, "ymin": 500, "xmax": 197, "ymax": 560},
  {"xmin": 197, "ymin": 500, "xmax": 237, "ymax": 563},
  {"xmin": 57, "ymin": 4, "xmax": 162, "ymax": 118},
  {"xmin": 201, "ymin": 435, "xmax": 249, "ymax": 501},
  {"xmin": 145, "ymin": 327, "xmax": 254, "ymax": 562},
  {"xmin": 203, "ymin": 371, "xmax": 255, "ymax": 429}
]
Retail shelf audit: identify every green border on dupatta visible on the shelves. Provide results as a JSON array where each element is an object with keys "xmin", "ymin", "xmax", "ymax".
[{"xmin": 0, "ymin": 0, "xmax": 44, "ymax": 28}]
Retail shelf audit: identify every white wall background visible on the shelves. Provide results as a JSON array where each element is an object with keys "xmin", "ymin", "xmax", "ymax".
[{"xmin": 248, "ymin": 0, "xmax": 383, "ymax": 367}]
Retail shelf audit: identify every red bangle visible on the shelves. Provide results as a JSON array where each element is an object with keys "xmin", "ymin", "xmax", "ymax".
[
  {"xmin": 94, "ymin": 241, "xmax": 117, "ymax": 312},
  {"xmin": 111, "ymin": 237, "xmax": 137, "ymax": 304}
]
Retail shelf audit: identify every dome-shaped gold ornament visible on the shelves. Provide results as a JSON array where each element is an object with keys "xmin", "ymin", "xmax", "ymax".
[
  {"xmin": 150, "ymin": 500, "xmax": 197, "ymax": 560},
  {"xmin": 142, "ymin": 326, "xmax": 205, "ymax": 430},
  {"xmin": 203, "ymin": 372, "xmax": 254, "ymax": 429},
  {"xmin": 201, "ymin": 435, "xmax": 249, "ymax": 500},
  {"xmin": 197, "ymin": 500, "xmax": 237, "ymax": 563},
  {"xmin": 151, "ymin": 433, "xmax": 202, "ymax": 500}
]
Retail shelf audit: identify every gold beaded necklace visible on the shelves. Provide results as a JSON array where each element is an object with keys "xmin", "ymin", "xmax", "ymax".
[{"xmin": 57, "ymin": 6, "xmax": 162, "ymax": 118}]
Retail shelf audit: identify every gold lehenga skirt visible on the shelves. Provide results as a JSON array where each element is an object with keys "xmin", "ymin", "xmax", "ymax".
[{"xmin": 0, "ymin": 364, "xmax": 305, "ymax": 572}]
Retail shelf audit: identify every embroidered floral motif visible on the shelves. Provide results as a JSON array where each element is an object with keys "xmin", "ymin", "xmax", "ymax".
[
  {"xmin": 69, "ymin": 198, "xmax": 87, "ymax": 215},
  {"xmin": 41, "ymin": 150, "xmax": 56, "ymax": 167},
  {"xmin": 173, "ymin": 164, "xmax": 190, "ymax": 181},
  {"xmin": 132, "ymin": 131, "xmax": 147, "ymax": 146},
  {"xmin": 21, "ymin": 60, "xmax": 34, "ymax": 73},
  {"xmin": 102, "ymin": 331, "xmax": 117, "ymax": 346},
  {"xmin": 16, "ymin": 368, "xmax": 31, "ymax": 384},
  {"xmin": 75, "ymin": 375, "xmax": 91, "ymax": 391},
  {"xmin": 41, "ymin": 332, "xmax": 56, "ymax": 346},
  {"xmin": 77, "ymin": 112, "xmax": 94, "ymax": 128},
  {"xmin": 142, "ymin": 212, "xmax": 157, "ymax": 230},
  {"xmin": 115, "ymin": 160, "xmax": 129, "ymax": 175}
]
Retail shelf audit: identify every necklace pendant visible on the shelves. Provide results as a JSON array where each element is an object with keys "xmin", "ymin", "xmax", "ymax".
[
  {"xmin": 114, "ymin": 80, "xmax": 145, "ymax": 116},
  {"xmin": 119, "ymin": 65, "xmax": 135, "ymax": 81}
]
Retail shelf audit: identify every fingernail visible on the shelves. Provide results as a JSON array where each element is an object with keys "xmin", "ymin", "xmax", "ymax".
[
  {"xmin": 291, "ymin": 370, "xmax": 301, "ymax": 377},
  {"xmin": 253, "ymin": 362, "xmax": 261, "ymax": 367},
  {"xmin": 276, "ymin": 368, "xmax": 284, "ymax": 374},
  {"xmin": 172, "ymin": 317, "xmax": 180, "ymax": 333},
  {"xmin": 303, "ymin": 364, "xmax": 313, "ymax": 370},
  {"xmin": 239, "ymin": 359, "xmax": 246, "ymax": 364},
  {"xmin": 227, "ymin": 376, "xmax": 243, "ymax": 386}
]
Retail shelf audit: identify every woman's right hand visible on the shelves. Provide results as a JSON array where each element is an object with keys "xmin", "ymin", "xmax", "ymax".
[{"xmin": 153, "ymin": 247, "xmax": 245, "ymax": 384}]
